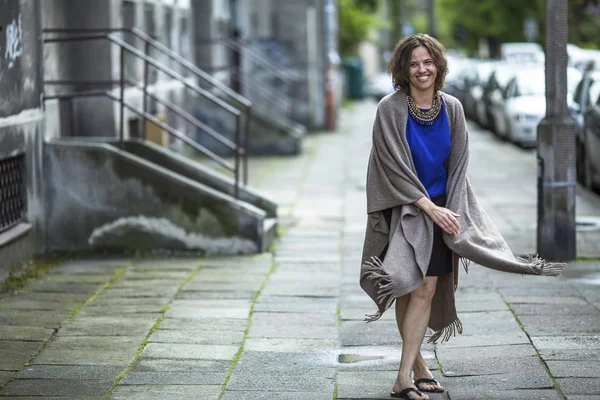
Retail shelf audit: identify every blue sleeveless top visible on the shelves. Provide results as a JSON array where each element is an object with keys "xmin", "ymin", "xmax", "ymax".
[{"xmin": 405, "ymin": 100, "xmax": 451, "ymax": 198}]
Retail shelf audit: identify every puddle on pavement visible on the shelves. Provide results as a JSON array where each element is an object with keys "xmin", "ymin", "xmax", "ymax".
[{"xmin": 338, "ymin": 354, "xmax": 385, "ymax": 363}]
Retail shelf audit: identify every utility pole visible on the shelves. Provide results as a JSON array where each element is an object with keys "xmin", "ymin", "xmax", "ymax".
[
  {"xmin": 536, "ymin": 0, "xmax": 576, "ymax": 261},
  {"xmin": 427, "ymin": 0, "xmax": 436, "ymax": 38}
]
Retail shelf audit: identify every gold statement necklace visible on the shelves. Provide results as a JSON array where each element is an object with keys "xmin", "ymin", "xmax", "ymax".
[{"xmin": 407, "ymin": 93, "xmax": 442, "ymax": 126}]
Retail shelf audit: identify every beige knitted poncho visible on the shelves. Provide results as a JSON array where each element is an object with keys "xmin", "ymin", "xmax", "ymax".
[{"xmin": 360, "ymin": 90, "xmax": 564, "ymax": 343}]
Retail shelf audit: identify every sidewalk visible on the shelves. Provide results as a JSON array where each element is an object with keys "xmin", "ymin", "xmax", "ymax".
[{"xmin": 0, "ymin": 100, "xmax": 599, "ymax": 399}]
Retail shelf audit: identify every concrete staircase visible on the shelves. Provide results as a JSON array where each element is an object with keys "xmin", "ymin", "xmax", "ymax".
[{"xmin": 44, "ymin": 139, "xmax": 278, "ymax": 255}]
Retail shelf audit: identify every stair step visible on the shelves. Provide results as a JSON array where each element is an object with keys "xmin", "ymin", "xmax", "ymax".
[{"xmin": 262, "ymin": 217, "xmax": 278, "ymax": 252}]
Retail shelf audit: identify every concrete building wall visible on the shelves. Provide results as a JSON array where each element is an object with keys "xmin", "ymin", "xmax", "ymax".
[
  {"xmin": 42, "ymin": 0, "xmax": 194, "ymax": 143},
  {"xmin": 234, "ymin": 0, "xmax": 328, "ymax": 129},
  {"xmin": 0, "ymin": 0, "xmax": 45, "ymax": 278}
]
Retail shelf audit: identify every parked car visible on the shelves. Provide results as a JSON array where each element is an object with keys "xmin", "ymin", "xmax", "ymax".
[
  {"xmin": 465, "ymin": 61, "xmax": 498, "ymax": 125},
  {"xmin": 500, "ymin": 42, "xmax": 544, "ymax": 63},
  {"xmin": 365, "ymin": 73, "xmax": 394, "ymax": 101},
  {"xmin": 482, "ymin": 63, "xmax": 518, "ymax": 134},
  {"xmin": 570, "ymin": 70, "xmax": 600, "ymax": 183},
  {"xmin": 582, "ymin": 79, "xmax": 600, "ymax": 191},
  {"xmin": 492, "ymin": 66, "xmax": 582, "ymax": 147},
  {"xmin": 444, "ymin": 57, "xmax": 477, "ymax": 106}
]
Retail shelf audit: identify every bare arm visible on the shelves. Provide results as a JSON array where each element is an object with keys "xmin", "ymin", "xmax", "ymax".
[{"xmin": 414, "ymin": 196, "xmax": 461, "ymax": 235}]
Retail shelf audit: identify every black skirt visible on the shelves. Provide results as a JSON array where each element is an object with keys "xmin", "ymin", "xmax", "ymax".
[{"xmin": 378, "ymin": 193, "xmax": 453, "ymax": 277}]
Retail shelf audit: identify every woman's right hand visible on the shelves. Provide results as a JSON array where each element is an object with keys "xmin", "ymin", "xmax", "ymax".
[{"xmin": 428, "ymin": 206, "xmax": 461, "ymax": 235}]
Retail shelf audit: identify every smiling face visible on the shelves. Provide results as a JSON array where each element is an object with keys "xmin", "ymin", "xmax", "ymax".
[{"xmin": 408, "ymin": 46, "xmax": 438, "ymax": 96}]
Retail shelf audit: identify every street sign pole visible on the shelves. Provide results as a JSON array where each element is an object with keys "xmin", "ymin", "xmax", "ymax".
[{"xmin": 537, "ymin": 0, "xmax": 577, "ymax": 261}]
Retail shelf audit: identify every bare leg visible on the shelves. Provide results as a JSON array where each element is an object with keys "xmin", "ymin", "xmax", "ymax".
[
  {"xmin": 392, "ymin": 277, "xmax": 438, "ymax": 400},
  {"xmin": 394, "ymin": 295, "xmax": 432, "ymax": 380}
]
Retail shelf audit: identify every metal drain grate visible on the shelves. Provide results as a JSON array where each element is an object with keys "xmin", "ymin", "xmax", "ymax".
[{"xmin": 0, "ymin": 154, "xmax": 26, "ymax": 234}]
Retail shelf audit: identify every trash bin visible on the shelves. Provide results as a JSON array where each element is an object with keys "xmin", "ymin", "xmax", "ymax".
[{"xmin": 342, "ymin": 57, "xmax": 364, "ymax": 100}]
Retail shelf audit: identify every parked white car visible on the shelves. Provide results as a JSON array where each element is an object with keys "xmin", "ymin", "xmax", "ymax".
[{"xmin": 498, "ymin": 66, "xmax": 581, "ymax": 147}]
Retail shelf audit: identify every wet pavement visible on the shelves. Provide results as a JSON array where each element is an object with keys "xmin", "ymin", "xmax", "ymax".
[{"xmin": 1, "ymin": 99, "xmax": 599, "ymax": 399}]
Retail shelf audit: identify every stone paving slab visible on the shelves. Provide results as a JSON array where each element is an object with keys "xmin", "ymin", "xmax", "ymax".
[
  {"xmin": 141, "ymin": 343, "xmax": 238, "ymax": 360},
  {"xmin": 42, "ymin": 274, "xmax": 113, "ymax": 284},
  {"xmin": 3, "ymin": 292, "xmax": 90, "ymax": 304},
  {"xmin": 108, "ymin": 384, "xmax": 222, "ymax": 400},
  {"xmin": 99, "ymin": 287, "xmax": 180, "ymax": 298},
  {"xmin": 0, "ymin": 299, "xmax": 79, "ymax": 311},
  {"xmin": 52, "ymin": 258, "xmax": 129, "ymax": 272},
  {"xmin": 18, "ymin": 365, "xmax": 122, "ymax": 380},
  {"xmin": 260, "ymin": 284, "xmax": 339, "ymax": 298},
  {"xmin": 226, "ymin": 370, "xmax": 335, "ymax": 392},
  {"xmin": 32, "ymin": 349, "xmax": 135, "ymax": 366},
  {"xmin": 442, "ymin": 372, "xmax": 555, "ymax": 391},
  {"xmin": 43, "ymin": 335, "xmax": 144, "ymax": 351},
  {"xmin": 539, "ymin": 348, "xmax": 600, "ymax": 361},
  {"xmin": 254, "ymin": 296, "xmax": 338, "ymax": 313},
  {"xmin": 556, "ymin": 377, "xmax": 600, "ymax": 396},
  {"xmin": 26, "ymin": 282, "xmax": 101, "ymax": 294},
  {"xmin": 176, "ymin": 290, "xmax": 259, "ymax": 300},
  {"xmin": 221, "ymin": 392, "xmax": 332, "ymax": 400},
  {"xmin": 340, "ymin": 321, "xmax": 401, "ymax": 346},
  {"xmin": 510, "ymin": 303, "xmax": 598, "ymax": 315},
  {"xmin": 0, "ymin": 371, "xmax": 14, "ymax": 386},
  {"xmin": 0, "ymin": 378, "xmax": 112, "ymax": 396},
  {"xmin": 79, "ymin": 305, "xmax": 163, "ymax": 316},
  {"xmin": 517, "ymin": 314, "xmax": 600, "ymax": 336},
  {"xmin": 159, "ymin": 317, "xmax": 248, "ymax": 331},
  {"xmin": 247, "ymin": 322, "xmax": 338, "ymax": 339},
  {"xmin": 0, "ymin": 310, "xmax": 71, "ymax": 329},
  {"xmin": 530, "ymin": 335, "xmax": 600, "ymax": 350},
  {"xmin": 435, "ymin": 332, "xmax": 530, "ymax": 348},
  {"xmin": 119, "ymin": 270, "xmax": 192, "ymax": 280},
  {"xmin": 0, "ymin": 340, "xmax": 44, "ymax": 370},
  {"xmin": 234, "ymin": 351, "xmax": 336, "ymax": 372},
  {"xmin": 0, "ymin": 325, "xmax": 55, "ymax": 341},
  {"xmin": 436, "ymin": 344, "xmax": 538, "ymax": 361},
  {"xmin": 440, "ymin": 354, "xmax": 547, "ymax": 377},
  {"xmin": 58, "ymin": 315, "xmax": 157, "ymax": 336},
  {"xmin": 165, "ymin": 306, "xmax": 250, "ymax": 320},
  {"xmin": 119, "ymin": 371, "xmax": 226, "ymax": 385},
  {"xmin": 446, "ymin": 388, "xmax": 562, "ymax": 400},
  {"xmin": 131, "ymin": 358, "xmax": 231, "ymax": 372},
  {"xmin": 149, "ymin": 328, "xmax": 244, "ymax": 345},
  {"xmin": 251, "ymin": 312, "xmax": 338, "ymax": 327},
  {"xmin": 545, "ymin": 361, "xmax": 600, "ymax": 378},
  {"xmin": 169, "ymin": 299, "xmax": 253, "ymax": 308},
  {"xmin": 243, "ymin": 337, "xmax": 337, "ymax": 353},
  {"xmin": 503, "ymin": 295, "xmax": 590, "ymax": 305}
]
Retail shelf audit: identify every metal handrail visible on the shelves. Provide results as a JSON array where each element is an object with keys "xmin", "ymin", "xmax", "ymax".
[
  {"xmin": 45, "ymin": 79, "xmax": 243, "ymax": 154},
  {"xmin": 197, "ymin": 37, "xmax": 297, "ymax": 123},
  {"xmin": 42, "ymin": 29, "xmax": 245, "ymax": 197},
  {"xmin": 199, "ymin": 37, "xmax": 297, "ymax": 81},
  {"xmin": 44, "ymin": 91, "xmax": 235, "ymax": 173},
  {"xmin": 43, "ymin": 27, "xmax": 253, "ymax": 184}
]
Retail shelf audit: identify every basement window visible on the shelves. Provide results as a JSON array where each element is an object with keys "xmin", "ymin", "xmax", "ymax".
[{"xmin": 0, "ymin": 154, "xmax": 26, "ymax": 234}]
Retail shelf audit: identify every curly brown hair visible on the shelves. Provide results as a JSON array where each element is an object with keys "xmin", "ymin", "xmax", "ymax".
[{"xmin": 387, "ymin": 34, "xmax": 448, "ymax": 93}]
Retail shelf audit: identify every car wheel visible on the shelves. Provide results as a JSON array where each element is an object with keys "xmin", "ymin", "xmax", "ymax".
[{"xmin": 505, "ymin": 118, "xmax": 513, "ymax": 143}]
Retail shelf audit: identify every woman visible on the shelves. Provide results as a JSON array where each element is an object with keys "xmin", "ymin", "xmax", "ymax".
[{"xmin": 359, "ymin": 34, "xmax": 564, "ymax": 400}]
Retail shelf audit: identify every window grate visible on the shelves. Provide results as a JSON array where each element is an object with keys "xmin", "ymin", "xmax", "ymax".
[{"xmin": 0, "ymin": 154, "xmax": 26, "ymax": 234}]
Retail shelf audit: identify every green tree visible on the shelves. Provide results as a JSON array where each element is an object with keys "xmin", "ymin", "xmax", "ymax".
[
  {"xmin": 436, "ymin": 0, "xmax": 600, "ymax": 55},
  {"xmin": 338, "ymin": 0, "xmax": 386, "ymax": 56},
  {"xmin": 438, "ymin": 0, "xmax": 545, "ymax": 56}
]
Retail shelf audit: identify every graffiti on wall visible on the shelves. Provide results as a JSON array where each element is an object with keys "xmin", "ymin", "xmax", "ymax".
[{"xmin": 4, "ymin": 13, "xmax": 23, "ymax": 69}]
